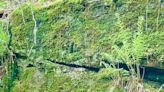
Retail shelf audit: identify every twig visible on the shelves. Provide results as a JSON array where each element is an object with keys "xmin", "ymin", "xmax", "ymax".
[
  {"xmin": 30, "ymin": 4, "xmax": 37, "ymax": 45},
  {"xmin": 158, "ymin": 84, "xmax": 164, "ymax": 92}
]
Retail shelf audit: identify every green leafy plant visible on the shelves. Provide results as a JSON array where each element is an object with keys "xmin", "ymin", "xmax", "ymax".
[{"xmin": 0, "ymin": 24, "xmax": 8, "ymax": 56}]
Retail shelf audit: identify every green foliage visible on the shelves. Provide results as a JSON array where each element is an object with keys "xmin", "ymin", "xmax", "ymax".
[
  {"xmin": 9, "ymin": 0, "xmax": 164, "ymax": 68},
  {"xmin": 0, "ymin": 1, "xmax": 6, "ymax": 8},
  {"xmin": 0, "ymin": 0, "xmax": 163, "ymax": 91},
  {"xmin": 0, "ymin": 60, "xmax": 18, "ymax": 92},
  {"xmin": 112, "ymin": 15, "xmax": 147, "ymax": 63},
  {"xmin": 10, "ymin": 65, "xmax": 128, "ymax": 92},
  {"xmin": 9, "ymin": 62, "xmax": 159, "ymax": 92},
  {"xmin": 132, "ymin": 16, "xmax": 146, "ymax": 59},
  {"xmin": 0, "ymin": 21, "xmax": 8, "ymax": 56}
]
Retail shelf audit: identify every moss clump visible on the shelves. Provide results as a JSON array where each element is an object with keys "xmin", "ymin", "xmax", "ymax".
[
  {"xmin": 10, "ymin": 65, "xmax": 120, "ymax": 92},
  {"xmin": 10, "ymin": 64, "xmax": 159, "ymax": 92}
]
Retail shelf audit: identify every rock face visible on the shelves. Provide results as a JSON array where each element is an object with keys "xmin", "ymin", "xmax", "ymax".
[
  {"xmin": 10, "ymin": 0, "xmax": 164, "ymax": 68},
  {"xmin": 0, "ymin": 1, "xmax": 163, "ymax": 92}
]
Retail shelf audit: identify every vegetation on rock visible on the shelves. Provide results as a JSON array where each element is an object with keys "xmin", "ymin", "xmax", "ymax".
[{"xmin": 0, "ymin": 0, "xmax": 163, "ymax": 92}]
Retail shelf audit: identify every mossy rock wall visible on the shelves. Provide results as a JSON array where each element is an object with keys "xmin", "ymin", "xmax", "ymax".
[{"xmin": 10, "ymin": 0, "xmax": 164, "ymax": 68}]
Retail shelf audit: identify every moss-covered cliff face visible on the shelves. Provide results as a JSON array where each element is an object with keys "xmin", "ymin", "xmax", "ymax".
[
  {"xmin": 10, "ymin": 0, "xmax": 164, "ymax": 68},
  {"xmin": 0, "ymin": 0, "xmax": 163, "ymax": 91}
]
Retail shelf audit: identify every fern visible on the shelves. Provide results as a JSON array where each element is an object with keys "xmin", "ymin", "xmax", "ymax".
[{"xmin": 132, "ymin": 16, "xmax": 146, "ymax": 61}]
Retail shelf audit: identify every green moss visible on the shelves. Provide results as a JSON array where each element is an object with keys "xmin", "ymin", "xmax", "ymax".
[
  {"xmin": 5, "ymin": 0, "xmax": 164, "ymax": 91},
  {"xmin": 0, "ymin": 20, "xmax": 8, "ymax": 56},
  {"xmin": 10, "ymin": 65, "xmax": 159, "ymax": 92},
  {"xmin": 11, "ymin": 68, "xmax": 41, "ymax": 92},
  {"xmin": 10, "ymin": 66, "xmax": 124, "ymax": 92},
  {"xmin": 10, "ymin": 0, "xmax": 164, "ymax": 70},
  {"xmin": 0, "ymin": 1, "xmax": 6, "ymax": 8}
]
